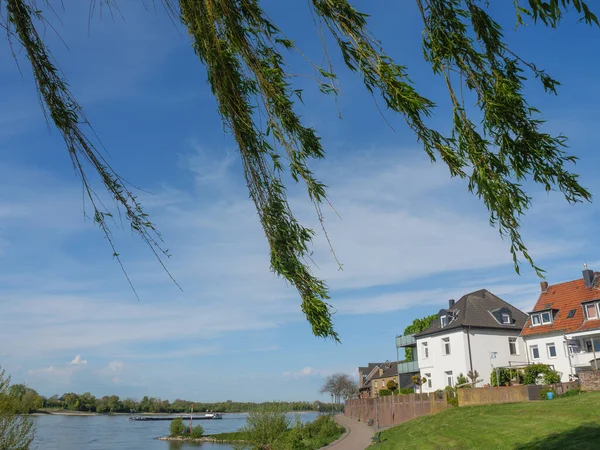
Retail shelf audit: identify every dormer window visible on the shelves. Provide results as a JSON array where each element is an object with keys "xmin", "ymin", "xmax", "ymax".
[
  {"xmin": 440, "ymin": 315, "xmax": 448, "ymax": 327},
  {"xmin": 541, "ymin": 311, "xmax": 552, "ymax": 324},
  {"xmin": 585, "ymin": 303, "xmax": 599, "ymax": 320},
  {"xmin": 530, "ymin": 310, "xmax": 553, "ymax": 326},
  {"xmin": 501, "ymin": 313, "xmax": 511, "ymax": 324}
]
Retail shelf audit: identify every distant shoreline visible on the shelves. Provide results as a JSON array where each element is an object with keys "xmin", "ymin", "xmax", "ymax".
[{"xmin": 30, "ymin": 409, "xmax": 318, "ymax": 416}]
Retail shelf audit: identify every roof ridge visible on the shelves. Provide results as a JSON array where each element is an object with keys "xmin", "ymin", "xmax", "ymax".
[{"xmin": 546, "ymin": 275, "xmax": 599, "ymax": 289}]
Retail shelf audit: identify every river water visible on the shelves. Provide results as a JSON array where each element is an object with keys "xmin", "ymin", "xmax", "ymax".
[{"xmin": 32, "ymin": 412, "xmax": 319, "ymax": 450}]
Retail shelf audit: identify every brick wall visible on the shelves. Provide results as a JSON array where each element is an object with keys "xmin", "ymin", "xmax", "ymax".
[
  {"xmin": 579, "ymin": 370, "xmax": 600, "ymax": 391},
  {"xmin": 344, "ymin": 393, "xmax": 451, "ymax": 428}
]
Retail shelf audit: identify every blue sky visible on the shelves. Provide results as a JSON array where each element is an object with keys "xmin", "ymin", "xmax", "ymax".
[{"xmin": 0, "ymin": 2, "xmax": 599, "ymax": 402}]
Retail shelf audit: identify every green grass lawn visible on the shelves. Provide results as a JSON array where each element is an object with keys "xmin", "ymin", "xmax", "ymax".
[{"xmin": 373, "ymin": 392, "xmax": 600, "ymax": 450}]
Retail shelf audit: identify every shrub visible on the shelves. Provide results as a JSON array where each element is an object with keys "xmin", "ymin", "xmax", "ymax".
[
  {"xmin": 540, "ymin": 388, "xmax": 556, "ymax": 400},
  {"xmin": 523, "ymin": 364, "xmax": 560, "ymax": 385},
  {"xmin": 456, "ymin": 373, "xmax": 469, "ymax": 387},
  {"xmin": 170, "ymin": 418, "xmax": 186, "ymax": 436},
  {"xmin": 386, "ymin": 380, "xmax": 399, "ymax": 391},
  {"xmin": 560, "ymin": 387, "xmax": 582, "ymax": 398},
  {"xmin": 378, "ymin": 389, "xmax": 392, "ymax": 397},
  {"xmin": 399, "ymin": 387, "xmax": 414, "ymax": 395},
  {"xmin": 447, "ymin": 396, "xmax": 458, "ymax": 407},
  {"xmin": 190, "ymin": 424, "xmax": 204, "ymax": 438},
  {"xmin": 243, "ymin": 406, "xmax": 290, "ymax": 448}
]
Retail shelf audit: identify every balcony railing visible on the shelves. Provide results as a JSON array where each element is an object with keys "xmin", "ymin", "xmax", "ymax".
[
  {"xmin": 396, "ymin": 334, "xmax": 416, "ymax": 348},
  {"xmin": 397, "ymin": 360, "xmax": 419, "ymax": 374},
  {"xmin": 570, "ymin": 352, "xmax": 600, "ymax": 368}
]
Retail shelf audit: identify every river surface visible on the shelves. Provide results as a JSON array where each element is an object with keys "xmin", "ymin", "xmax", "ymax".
[{"xmin": 32, "ymin": 412, "xmax": 319, "ymax": 450}]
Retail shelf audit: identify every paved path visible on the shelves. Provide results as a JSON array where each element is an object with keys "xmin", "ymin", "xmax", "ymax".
[{"xmin": 325, "ymin": 414, "xmax": 375, "ymax": 450}]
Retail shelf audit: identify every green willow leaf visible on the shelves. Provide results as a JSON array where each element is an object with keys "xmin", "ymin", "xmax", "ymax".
[{"xmin": 1, "ymin": 0, "xmax": 595, "ymax": 341}]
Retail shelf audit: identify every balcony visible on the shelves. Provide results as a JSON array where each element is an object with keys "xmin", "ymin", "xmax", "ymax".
[
  {"xmin": 396, "ymin": 334, "xmax": 416, "ymax": 348},
  {"xmin": 570, "ymin": 352, "xmax": 600, "ymax": 368},
  {"xmin": 397, "ymin": 360, "xmax": 419, "ymax": 374}
]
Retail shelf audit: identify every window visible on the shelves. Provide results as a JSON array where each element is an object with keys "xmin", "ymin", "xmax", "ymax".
[
  {"xmin": 374, "ymin": 381, "xmax": 378, "ymax": 388},
  {"xmin": 541, "ymin": 311, "xmax": 552, "ymax": 324},
  {"xmin": 501, "ymin": 313, "xmax": 511, "ymax": 324},
  {"xmin": 531, "ymin": 314, "xmax": 541, "ymax": 326},
  {"xmin": 425, "ymin": 373, "xmax": 432, "ymax": 388},
  {"xmin": 585, "ymin": 303, "xmax": 598, "ymax": 320},
  {"xmin": 422, "ymin": 342, "xmax": 429, "ymax": 359},
  {"xmin": 445, "ymin": 371, "xmax": 453, "ymax": 387},
  {"xmin": 442, "ymin": 337, "xmax": 451, "ymax": 355},
  {"xmin": 567, "ymin": 309, "xmax": 576, "ymax": 318},
  {"xmin": 440, "ymin": 316, "xmax": 448, "ymax": 327},
  {"xmin": 568, "ymin": 341, "xmax": 580, "ymax": 354},
  {"xmin": 509, "ymin": 337, "xmax": 518, "ymax": 356},
  {"xmin": 585, "ymin": 340, "xmax": 600, "ymax": 353},
  {"xmin": 547, "ymin": 343, "xmax": 557, "ymax": 358},
  {"xmin": 530, "ymin": 345, "xmax": 540, "ymax": 360}
]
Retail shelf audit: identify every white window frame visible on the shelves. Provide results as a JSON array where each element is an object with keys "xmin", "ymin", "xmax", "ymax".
[
  {"xmin": 442, "ymin": 337, "xmax": 451, "ymax": 356},
  {"xmin": 509, "ymin": 337, "xmax": 518, "ymax": 356},
  {"xmin": 445, "ymin": 371, "xmax": 453, "ymax": 387},
  {"xmin": 531, "ymin": 314, "xmax": 541, "ymax": 326},
  {"xmin": 501, "ymin": 313, "xmax": 511, "ymax": 324},
  {"xmin": 547, "ymin": 343, "xmax": 557, "ymax": 359},
  {"xmin": 440, "ymin": 315, "xmax": 448, "ymax": 328},
  {"xmin": 585, "ymin": 303, "xmax": 598, "ymax": 320},
  {"xmin": 425, "ymin": 373, "xmax": 432, "ymax": 388},
  {"xmin": 422, "ymin": 342, "xmax": 429, "ymax": 359},
  {"xmin": 374, "ymin": 381, "xmax": 377, "ymax": 388},
  {"xmin": 541, "ymin": 311, "xmax": 552, "ymax": 324},
  {"xmin": 530, "ymin": 345, "xmax": 540, "ymax": 360}
]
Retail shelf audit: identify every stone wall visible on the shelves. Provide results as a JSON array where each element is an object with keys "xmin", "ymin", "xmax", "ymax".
[
  {"xmin": 344, "ymin": 393, "xmax": 451, "ymax": 428},
  {"xmin": 579, "ymin": 370, "xmax": 600, "ymax": 391}
]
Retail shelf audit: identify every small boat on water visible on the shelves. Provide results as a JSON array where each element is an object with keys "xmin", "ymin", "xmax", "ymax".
[{"xmin": 128, "ymin": 413, "xmax": 223, "ymax": 421}]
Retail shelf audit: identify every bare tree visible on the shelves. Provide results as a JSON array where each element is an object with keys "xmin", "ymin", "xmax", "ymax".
[{"xmin": 320, "ymin": 373, "xmax": 358, "ymax": 403}]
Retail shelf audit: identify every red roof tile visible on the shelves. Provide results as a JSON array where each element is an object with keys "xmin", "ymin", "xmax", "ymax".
[{"xmin": 521, "ymin": 273, "xmax": 600, "ymax": 337}]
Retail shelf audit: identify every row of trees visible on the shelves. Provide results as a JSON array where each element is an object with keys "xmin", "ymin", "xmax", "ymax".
[{"xmin": 33, "ymin": 393, "xmax": 328, "ymax": 414}]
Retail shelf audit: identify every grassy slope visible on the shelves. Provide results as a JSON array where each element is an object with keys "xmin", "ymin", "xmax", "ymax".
[{"xmin": 375, "ymin": 392, "xmax": 600, "ymax": 450}]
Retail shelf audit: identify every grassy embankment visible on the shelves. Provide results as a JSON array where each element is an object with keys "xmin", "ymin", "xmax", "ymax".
[{"xmin": 373, "ymin": 391, "xmax": 600, "ymax": 449}]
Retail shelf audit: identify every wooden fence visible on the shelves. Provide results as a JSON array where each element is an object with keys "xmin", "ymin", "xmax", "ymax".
[
  {"xmin": 457, "ymin": 382, "xmax": 579, "ymax": 406},
  {"xmin": 344, "ymin": 393, "xmax": 451, "ymax": 428}
]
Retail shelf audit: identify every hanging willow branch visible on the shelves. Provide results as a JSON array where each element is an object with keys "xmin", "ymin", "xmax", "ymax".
[{"xmin": 1, "ymin": 0, "xmax": 596, "ymax": 340}]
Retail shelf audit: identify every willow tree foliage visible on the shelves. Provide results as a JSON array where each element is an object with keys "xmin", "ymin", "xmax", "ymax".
[
  {"xmin": 1, "ymin": 1, "xmax": 596, "ymax": 340},
  {"xmin": 0, "ymin": 369, "xmax": 35, "ymax": 450}
]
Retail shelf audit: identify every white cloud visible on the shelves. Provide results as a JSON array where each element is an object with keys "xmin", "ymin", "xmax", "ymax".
[
  {"xmin": 68, "ymin": 355, "xmax": 88, "ymax": 366},
  {"xmin": 107, "ymin": 361, "xmax": 124, "ymax": 372},
  {"xmin": 283, "ymin": 367, "xmax": 321, "ymax": 378}
]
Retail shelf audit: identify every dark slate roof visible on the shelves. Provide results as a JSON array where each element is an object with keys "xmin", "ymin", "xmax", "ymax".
[
  {"xmin": 414, "ymin": 289, "xmax": 527, "ymax": 337},
  {"xmin": 372, "ymin": 363, "xmax": 398, "ymax": 380}
]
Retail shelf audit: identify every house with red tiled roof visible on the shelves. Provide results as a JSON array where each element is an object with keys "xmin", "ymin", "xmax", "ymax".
[{"xmin": 521, "ymin": 266, "xmax": 600, "ymax": 382}]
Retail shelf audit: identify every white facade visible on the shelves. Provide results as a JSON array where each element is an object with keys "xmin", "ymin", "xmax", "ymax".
[
  {"xmin": 416, "ymin": 328, "xmax": 527, "ymax": 392},
  {"xmin": 524, "ymin": 330, "xmax": 600, "ymax": 382}
]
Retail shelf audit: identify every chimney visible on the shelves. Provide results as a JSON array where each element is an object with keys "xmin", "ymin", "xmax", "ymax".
[
  {"xmin": 540, "ymin": 281, "xmax": 549, "ymax": 292},
  {"xmin": 583, "ymin": 264, "xmax": 595, "ymax": 288},
  {"xmin": 449, "ymin": 299, "xmax": 455, "ymax": 308}
]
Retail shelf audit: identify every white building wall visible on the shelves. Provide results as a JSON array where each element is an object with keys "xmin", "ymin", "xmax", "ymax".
[
  {"xmin": 468, "ymin": 329, "xmax": 528, "ymax": 386},
  {"xmin": 524, "ymin": 333, "xmax": 573, "ymax": 382},
  {"xmin": 416, "ymin": 329, "xmax": 469, "ymax": 392}
]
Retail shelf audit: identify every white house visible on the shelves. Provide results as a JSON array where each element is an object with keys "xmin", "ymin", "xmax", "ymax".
[
  {"xmin": 521, "ymin": 267, "xmax": 600, "ymax": 382},
  {"xmin": 398, "ymin": 290, "xmax": 529, "ymax": 392}
]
